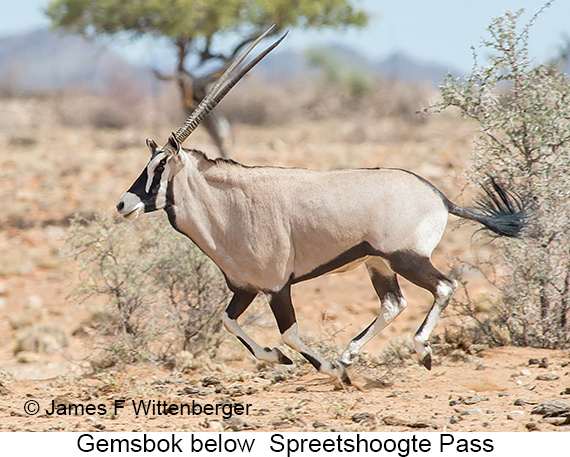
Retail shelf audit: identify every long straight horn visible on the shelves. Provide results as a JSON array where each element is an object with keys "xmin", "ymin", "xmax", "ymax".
[{"xmin": 164, "ymin": 25, "xmax": 286, "ymax": 155}]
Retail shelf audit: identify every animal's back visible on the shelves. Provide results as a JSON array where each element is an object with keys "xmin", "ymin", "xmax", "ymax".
[{"xmin": 228, "ymin": 166, "xmax": 451, "ymax": 275}]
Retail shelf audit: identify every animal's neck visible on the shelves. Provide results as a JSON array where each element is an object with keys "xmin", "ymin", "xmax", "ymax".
[{"xmin": 164, "ymin": 150, "xmax": 238, "ymax": 260}]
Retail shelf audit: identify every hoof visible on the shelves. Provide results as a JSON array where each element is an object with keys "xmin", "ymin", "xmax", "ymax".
[
  {"xmin": 274, "ymin": 348, "xmax": 293, "ymax": 365},
  {"xmin": 338, "ymin": 363, "xmax": 352, "ymax": 386},
  {"xmin": 420, "ymin": 354, "xmax": 432, "ymax": 371}
]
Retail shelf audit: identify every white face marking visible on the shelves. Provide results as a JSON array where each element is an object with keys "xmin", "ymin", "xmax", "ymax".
[
  {"xmin": 145, "ymin": 152, "xmax": 168, "ymax": 194},
  {"xmin": 123, "ymin": 201, "xmax": 145, "ymax": 220}
]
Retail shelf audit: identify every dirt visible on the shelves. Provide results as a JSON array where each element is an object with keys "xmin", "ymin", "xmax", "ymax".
[{"xmin": 0, "ymin": 96, "xmax": 569, "ymax": 433}]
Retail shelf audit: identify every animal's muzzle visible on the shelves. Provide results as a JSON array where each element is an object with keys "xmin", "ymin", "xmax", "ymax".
[{"xmin": 116, "ymin": 193, "xmax": 145, "ymax": 220}]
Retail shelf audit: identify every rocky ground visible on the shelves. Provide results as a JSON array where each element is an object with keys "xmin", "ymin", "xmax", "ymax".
[{"xmin": 0, "ymin": 96, "xmax": 568, "ymax": 433}]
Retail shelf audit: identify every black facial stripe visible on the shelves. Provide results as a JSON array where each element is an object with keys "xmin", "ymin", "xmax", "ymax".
[
  {"xmin": 123, "ymin": 164, "xmax": 161, "ymax": 213},
  {"xmin": 148, "ymin": 169, "xmax": 162, "ymax": 195}
]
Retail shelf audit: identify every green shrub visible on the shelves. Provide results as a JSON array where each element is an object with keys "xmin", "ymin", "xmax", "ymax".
[{"xmin": 428, "ymin": 2, "xmax": 570, "ymax": 348}]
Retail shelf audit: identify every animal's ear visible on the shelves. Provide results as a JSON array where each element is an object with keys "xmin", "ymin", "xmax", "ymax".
[
  {"xmin": 168, "ymin": 133, "xmax": 180, "ymax": 154},
  {"xmin": 146, "ymin": 138, "xmax": 159, "ymax": 155}
]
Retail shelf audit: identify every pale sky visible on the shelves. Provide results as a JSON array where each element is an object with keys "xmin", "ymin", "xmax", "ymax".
[{"xmin": 1, "ymin": 0, "xmax": 569, "ymax": 73}]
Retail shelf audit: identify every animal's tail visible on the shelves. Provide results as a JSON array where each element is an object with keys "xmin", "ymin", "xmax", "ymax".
[{"xmin": 446, "ymin": 178, "xmax": 528, "ymax": 238}]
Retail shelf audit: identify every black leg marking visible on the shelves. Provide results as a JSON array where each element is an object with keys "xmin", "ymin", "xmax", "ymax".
[
  {"xmin": 268, "ymin": 285, "xmax": 296, "ymax": 334},
  {"xmin": 301, "ymin": 352, "xmax": 322, "ymax": 371},
  {"xmin": 385, "ymin": 251, "xmax": 457, "ymax": 370},
  {"xmin": 422, "ymin": 354, "xmax": 432, "ymax": 371},
  {"xmin": 226, "ymin": 290, "xmax": 258, "ymax": 320},
  {"xmin": 352, "ymin": 320, "xmax": 376, "ymax": 342},
  {"xmin": 339, "ymin": 259, "xmax": 407, "ymax": 367},
  {"xmin": 237, "ymin": 336, "xmax": 255, "ymax": 356},
  {"xmin": 385, "ymin": 250, "xmax": 451, "ymax": 295},
  {"xmin": 265, "ymin": 346, "xmax": 293, "ymax": 364},
  {"xmin": 268, "ymin": 285, "xmax": 348, "ymax": 378}
]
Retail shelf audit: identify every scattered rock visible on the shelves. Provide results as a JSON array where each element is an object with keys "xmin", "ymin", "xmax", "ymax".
[
  {"xmin": 295, "ymin": 386, "xmax": 307, "ymax": 392},
  {"xmin": 460, "ymin": 408, "xmax": 483, "ymax": 416},
  {"xmin": 387, "ymin": 391, "xmax": 403, "ymax": 398},
  {"xmin": 381, "ymin": 415, "xmax": 436, "ymax": 429},
  {"xmin": 407, "ymin": 420, "xmax": 437, "ymax": 429},
  {"xmin": 205, "ymin": 420, "xmax": 224, "ymax": 432},
  {"xmin": 560, "ymin": 387, "xmax": 570, "ymax": 395},
  {"xmin": 270, "ymin": 416, "xmax": 305, "ymax": 430},
  {"xmin": 351, "ymin": 412, "xmax": 376, "ymax": 425},
  {"xmin": 538, "ymin": 358, "xmax": 549, "ymax": 369},
  {"xmin": 528, "ymin": 359, "xmax": 539, "ymax": 365},
  {"xmin": 272, "ymin": 373, "xmax": 290, "ymax": 384},
  {"xmin": 178, "ymin": 386, "xmax": 213, "ymax": 396},
  {"xmin": 224, "ymin": 417, "xmax": 259, "ymax": 431},
  {"xmin": 525, "ymin": 422, "xmax": 539, "ymax": 431},
  {"xmin": 450, "ymin": 394, "xmax": 488, "ymax": 406},
  {"xmin": 514, "ymin": 398, "xmax": 538, "ymax": 406},
  {"xmin": 382, "ymin": 415, "xmax": 406, "ymax": 427},
  {"xmin": 536, "ymin": 373, "xmax": 560, "ymax": 381},
  {"xmin": 93, "ymin": 422, "xmax": 105, "ymax": 430},
  {"xmin": 201, "ymin": 375, "xmax": 221, "ymax": 387},
  {"xmin": 507, "ymin": 411, "xmax": 524, "ymax": 420},
  {"xmin": 313, "ymin": 421, "xmax": 328, "ymax": 429},
  {"xmin": 225, "ymin": 384, "xmax": 257, "ymax": 397},
  {"xmin": 531, "ymin": 400, "xmax": 570, "ymax": 416},
  {"xmin": 539, "ymin": 416, "xmax": 570, "ymax": 426},
  {"xmin": 449, "ymin": 415, "xmax": 461, "ymax": 424},
  {"xmin": 465, "ymin": 395, "xmax": 487, "ymax": 405}
]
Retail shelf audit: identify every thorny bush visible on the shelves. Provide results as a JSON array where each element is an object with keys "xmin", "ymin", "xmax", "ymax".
[
  {"xmin": 428, "ymin": 3, "xmax": 570, "ymax": 349},
  {"xmin": 66, "ymin": 212, "xmax": 230, "ymax": 367}
]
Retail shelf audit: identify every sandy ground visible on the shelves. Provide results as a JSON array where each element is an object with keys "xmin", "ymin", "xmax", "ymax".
[{"xmin": 0, "ymin": 97, "xmax": 569, "ymax": 433}]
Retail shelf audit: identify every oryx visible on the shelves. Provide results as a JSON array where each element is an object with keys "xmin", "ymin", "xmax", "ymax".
[{"xmin": 117, "ymin": 28, "xmax": 527, "ymax": 385}]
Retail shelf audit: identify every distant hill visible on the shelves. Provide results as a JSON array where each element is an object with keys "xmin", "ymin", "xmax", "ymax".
[
  {"xmin": 257, "ymin": 44, "xmax": 460, "ymax": 86},
  {"xmin": 374, "ymin": 52, "xmax": 460, "ymax": 85},
  {"xmin": 0, "ymin": 28, "xmax": 156, "ymax": 95},
  {"xmin": 0, "ymin": 28, "xmax": 460, "ymax": 95}
]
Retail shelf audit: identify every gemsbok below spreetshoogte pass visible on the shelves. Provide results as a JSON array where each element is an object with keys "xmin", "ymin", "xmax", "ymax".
[{"xmin": 116, "ymin": 28, "xmax": 528, "ymax": 385}]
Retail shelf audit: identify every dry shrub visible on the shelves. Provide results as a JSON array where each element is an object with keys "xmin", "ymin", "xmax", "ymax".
[
  {"xmin": 56, "ymin": 91, "xmax": 145, "ymax": 129},
  {"xmin": 220, "ymin": 73, "xmax": 435, "ymax": 127},
  {"xmin": 9, "ymin": 297, "xmax": 69, "ymax": 356},
  {"xmin": 431, "ymin": 3, "xmax": 570, "ymax": 349},
  {"xmin": 66, "ymin": 211, "xmax": 230, "ymax": 369},
  {"xmin": 14, "ymin": 323, "xmax": 69, "ymax": 355}
]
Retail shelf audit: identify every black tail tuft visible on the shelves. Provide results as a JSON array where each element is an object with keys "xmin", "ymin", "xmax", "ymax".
[{"xmin": 474, "ymin": 177, "xmax": 528, "ymax": 238}]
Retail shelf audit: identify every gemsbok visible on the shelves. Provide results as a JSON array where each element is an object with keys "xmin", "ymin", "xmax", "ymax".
[{"xmin": 117, "ymin": 28, "xmax": 527, "ymax": 385}]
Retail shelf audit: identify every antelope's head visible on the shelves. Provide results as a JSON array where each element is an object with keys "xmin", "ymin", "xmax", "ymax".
[{"xmin": 116, "ymin": 27, "xmax": 286, "ymax": 220}]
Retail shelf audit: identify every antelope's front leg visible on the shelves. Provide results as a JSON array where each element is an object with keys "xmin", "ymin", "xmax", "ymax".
[
  {"xmin": 223, "ymin": 290, "xmax": 292, "ymax": 365},
  {"xmin": 267, "ymin": 286, "xmax": 351, "ymax": 385}
]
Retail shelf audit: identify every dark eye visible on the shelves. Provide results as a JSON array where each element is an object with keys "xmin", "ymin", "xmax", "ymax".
[{"xmin": 156, "ymin": 165, "xmax": 165, "ymax": 173}]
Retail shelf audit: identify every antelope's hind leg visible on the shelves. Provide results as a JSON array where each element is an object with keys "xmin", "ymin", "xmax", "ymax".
[
  {"xmin": 223, "ymin": 290, "xmax": 293, "ymax": 365},
  {"xmin": 388, "ymin": 252, "xmax": 458, "ymax": 370},
  {"xmin": 268, "ymin": 285, "xmax": 351, "ymax": 385},
  {"xmin": 338, "ymin": 258, "xmax": 407, "ymax": 367}
]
